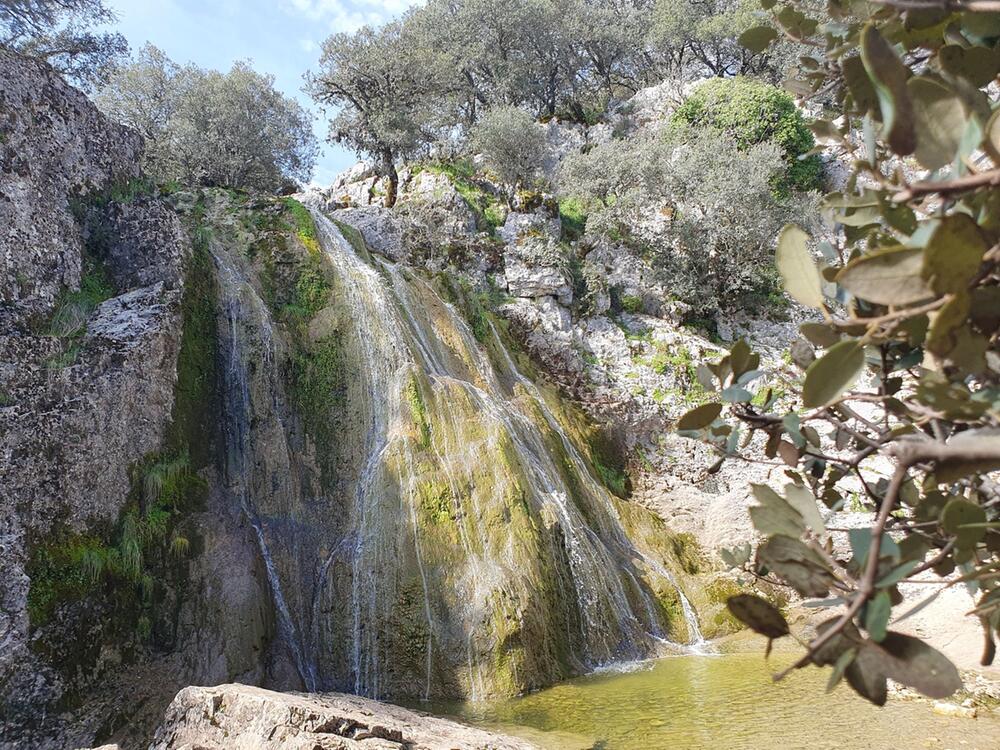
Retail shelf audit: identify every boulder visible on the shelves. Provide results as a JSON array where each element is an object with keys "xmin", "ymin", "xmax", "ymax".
[
  {"xmin": 498, "ymin": 209, "xmax": 561, "ymax": 246},
  {"xmin": 503, "ymin": 238, "xmax": 572, "ymax": 306},
  {"xmin": 148, "ymin": 684, "xmax": 537, "ymax": 750}
]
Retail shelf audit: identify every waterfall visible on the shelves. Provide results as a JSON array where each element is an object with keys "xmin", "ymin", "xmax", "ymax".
[
  {"xmin": 302, "ymin": 206, "xmax": 704, "ymax": 695},
  {"xmin": 211, "ymin": 244, "xmax": 317, "ymax": 690},
  {"xmin": 210, "ymin": 197, "xmax": 706, "ymax": 702}
]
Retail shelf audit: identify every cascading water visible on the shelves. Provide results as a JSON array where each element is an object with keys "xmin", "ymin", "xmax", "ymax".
[{"xmin": 211, "ymin": 197, "xmax": 706, "ymax": 702}]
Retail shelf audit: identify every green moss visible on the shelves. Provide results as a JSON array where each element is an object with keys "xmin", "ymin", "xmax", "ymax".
[
  {"xmin": 420, "ymin": 160, "xmax": 507, "ymax": 233},
  {"xmin": 417, "ymin": 480, "xmax": 453, "ymax": 525},
  {"xmin": 406, "ymin": 374, "xmax": 432, "ymax": 449},
  {"xmin": 620, "ymin": 294, "xmax": 643, "ymax": 314},
  {"xmin": 48, "ymin": 255, "xmax": 115, "ymax": 338},
  {"xmin": 166, "ymin": 225, "xmax": 219, "ymax": 467},
  {"xmin": 669, "ymin": 532, "xmax": 704, "ymax": 575},
  {"xmin": 282, "ymin": 197, "xmax": 320, "ymax": 254},
  {"xmin": 332, "ymin": 218, "xmax": 375, "ymax": 264},
  {"xmin": 291, "ymin": 334, "xmax": 347, "ymax": 481}
]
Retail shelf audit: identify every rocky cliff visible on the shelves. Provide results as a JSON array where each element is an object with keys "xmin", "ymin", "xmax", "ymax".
[{"xmin": 0, "ymin": 51, "xmax": 717, "ymax": 749}]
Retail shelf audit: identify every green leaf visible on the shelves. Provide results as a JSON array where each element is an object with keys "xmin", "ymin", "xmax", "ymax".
[
  {"xmin": 907, "ymin": 76, "xmax": 967, "ymax": 170},
  {"xmin": 865, "ymin": 590, "xmax": 892, "ymax": 642},
  {"xmin": 941, "ymin": 498, "xmax": 988, "ymax": 548},
  {"xmin": 939, "ymin": 44, "xmax": 1000, "ymax": 88},
  {"xmin": 776, "ymin": 224, "xmax": 824, "ymax": 309},
  {"xmin": 827, "ymin": 647, "xmax": 858, "ymax": 692},
  {"xmin": 730, "ymin": 338, "xmax": 752, "ymax": 378},
  {"xmin": 799, "ymin": 322, "xmax": 841, "ymax": 348},
  {"xmin": 721, "ymin": 386, "xmax": 752, "ymax": 403},
  {"xmin": 750, "ymin": 502, "xmax": 806, "ymax": 538},
  {"xmin": 739, "ymin": 26, "xmax": 779, "ymax": 53},
  {"xmin": 877, "ymin": 631, "xmax": 962, "ymax": 699},
  {"xmin": 784, "ymin": 482, "xmax": 826, "ymax": 534},
  {"xmin": 877, "ymin": 560, "xmax": 921, "ymax": 588},
  {"xmin": 802, "ymin": 340, "xmax": 865, "ymax": 408},
  {"xmin": 758, "ymin": 535, "xmax": 834, "ymax": 598},
  {"xmin": 861, "ymin": 24, "xmax": 916, "ymax": 155},
  {"xmin": 846, "ymin": 646, "xmax": 889, "ymax": 705},
  {"xmin": 677, "ymin": 402, "xmax": 723, "ymax": 430},
  {"xmin": 836, "ymin": 245, "xmax": 933, "ymax": 306},
  {"xmin": 727, "ymin": 594, "xmax": 790, "ymax": 639},
  {"xmin": 922, "ymin": 214, "xmax": 988, "ymax": 295},
  {"xmin": 926, "ymin": 292, "xmax": 970, "ymax": 361}
]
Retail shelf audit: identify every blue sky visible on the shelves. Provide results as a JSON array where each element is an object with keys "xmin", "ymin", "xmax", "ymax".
[{"xmin": 105, "ymin": 0, "xmax": 421, "ymax": 185}]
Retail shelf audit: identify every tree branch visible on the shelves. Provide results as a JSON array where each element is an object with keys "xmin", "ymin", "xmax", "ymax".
[{"xmin": 893, "ymin": 168, "xmax": 1000, "ymax": 204}]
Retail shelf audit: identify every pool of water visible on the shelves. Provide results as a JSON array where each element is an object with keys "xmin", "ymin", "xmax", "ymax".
[{"xmin": 416, "ymin": 653, "xmax": 1000, "ymax": 750}]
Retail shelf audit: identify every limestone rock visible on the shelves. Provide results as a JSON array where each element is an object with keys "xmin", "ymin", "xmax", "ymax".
[
  {"xmin": 149, "ymin": 684, "xmax": 537, "ymax": 750},
  {"xmin": 498, "ymin": 209, "xmax": 561, "ymax": 246},
  {"xmin": 503, "ymin": 238, "xmax": 572, "ymax": 306},
  {"xmin": 332, "ymin": 206, "xmax": 405, "ymax": 262}
]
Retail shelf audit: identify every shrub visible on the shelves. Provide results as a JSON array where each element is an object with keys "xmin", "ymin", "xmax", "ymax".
[
  {"xmin": 471, "ymin": 106, "xmax": 548, "ymax": 205},
  {"xmin": 672, "ymin": 76, "xmax": 822, "ymax": 192}
]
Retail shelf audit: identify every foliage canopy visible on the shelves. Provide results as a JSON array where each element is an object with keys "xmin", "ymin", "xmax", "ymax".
[{"xmin": 677, "ymin": 0, "xmax": 1000, "ymax": 707}]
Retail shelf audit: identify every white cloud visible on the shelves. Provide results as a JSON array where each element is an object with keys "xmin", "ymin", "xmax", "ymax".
[{"xmin": 283, "ymin": 0, "xmax": 422, "ymax": 32}]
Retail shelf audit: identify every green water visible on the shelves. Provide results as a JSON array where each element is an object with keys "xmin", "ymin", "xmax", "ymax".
[{"xmin": 419, "ymin": 653, "xmax": 1000, "ymax": 750}]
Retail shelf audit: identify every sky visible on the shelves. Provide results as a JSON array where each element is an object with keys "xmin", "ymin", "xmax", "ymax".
[{"xmin": 105, "ymin": 0, "xmax": 422, "ymax": 185}]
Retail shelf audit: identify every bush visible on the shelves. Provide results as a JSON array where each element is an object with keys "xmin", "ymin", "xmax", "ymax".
[
  {"xmin": 471, "ymin": 106, "xmax": 548, "ymax": 205},
  {"xmin": 672, "ymin": 76, "xmax": 822, "ymax": 192},
  {"xmin": 560, "ymin": 127, "xmax": 820, "ymax": 318}
]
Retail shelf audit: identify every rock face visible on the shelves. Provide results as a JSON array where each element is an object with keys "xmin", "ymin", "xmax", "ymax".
[
  {"xmin": 149, "ymin": 684, "xmax": 536, "ymax": 750},
  {"xmin": 0, "ymin": 48, "xmax": 143, "ymax": 323},
  {"xmin": 0, "ymin": 50, "xmax": 190, "ymax": 747}
]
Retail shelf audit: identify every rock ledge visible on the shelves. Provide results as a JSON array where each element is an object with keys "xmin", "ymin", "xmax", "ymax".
[{"xmin": 148, "ymin": 683, "xmax": 537, "ymax": 750}]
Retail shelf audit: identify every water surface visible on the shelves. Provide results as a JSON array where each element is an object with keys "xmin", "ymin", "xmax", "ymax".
[{"xmin": 421, "ymin": 653, "xmax": 999, "ymax": 749}]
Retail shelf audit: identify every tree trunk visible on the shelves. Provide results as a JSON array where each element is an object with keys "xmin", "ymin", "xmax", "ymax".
[{"xmin": 384, "ymin": 160, "xmax": 398, "ymax": 208}]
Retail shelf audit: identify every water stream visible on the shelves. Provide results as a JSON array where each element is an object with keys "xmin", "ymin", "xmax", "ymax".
[{"xmin": 211, "ymin": 201, "xmax": 711, "ymax": 700}]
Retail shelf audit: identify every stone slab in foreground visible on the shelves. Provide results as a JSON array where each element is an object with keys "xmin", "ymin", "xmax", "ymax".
[{"xmin": 148, "ymin": 683, "xmax": 537, "ymax": 750}]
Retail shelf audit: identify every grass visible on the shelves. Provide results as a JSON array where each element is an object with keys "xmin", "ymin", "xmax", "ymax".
[
  {"xmin": 48, "ymin": 256, "xmax": 115, "ymax": 338},
  {"xmin": 558, "ymin": 197, "xmax": 588, "ymax": 241},
  {"xmin": 26, "ymin": 452, "xmax": 204, "ymax": 631},
  {"xmin": 417, "ymin": 159, "xmax": 508, "ymax": 234}
]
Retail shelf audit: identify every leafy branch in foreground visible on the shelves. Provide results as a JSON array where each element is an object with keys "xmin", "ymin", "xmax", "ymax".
[{"xmin": 680, "ymin": 0, "xmax": 1000, "ymax": 705}]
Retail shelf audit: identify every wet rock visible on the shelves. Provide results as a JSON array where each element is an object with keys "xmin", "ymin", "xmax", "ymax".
[
  {"xmin": 149, "ymin": 684, "xmax": 537, "ymax": 750},
  {"xmin": 332, "ymin": 206, "xmax": 405, "ymax": 261}
]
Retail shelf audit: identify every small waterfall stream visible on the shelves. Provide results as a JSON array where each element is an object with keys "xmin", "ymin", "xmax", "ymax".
[{"xmin": 210, "ymin": 201, "xmax": 705, "ymax": 702}]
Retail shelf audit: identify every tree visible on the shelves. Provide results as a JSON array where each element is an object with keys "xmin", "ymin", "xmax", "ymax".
[
  {"xmin": 308, "ymin": 19, "xmax": 441, "ymax": 207},
  {"xmin": 471, "ymin": 105, "xmax": 548, "ymax": 205},
  {"xmin": 96, "ymin": 50, "xmax": 317, "ymax": 191},
  {"xmin": 93, "ymin": 44, "xmax": 188, "ymax": 177},
  {"xmin": 672, "ymin": 76, "xmax": 822, "ymax": 192},
  {"xmin": 0, "ymin": 0, "xmax": 127, "ymax": 89},
  {"xmin": 559, "ymin": 127, "xmax": 818, "ymax": 316},
  {"xmin": 679, "ymin": 0, "xmax": 1000, "ymax": 708}
]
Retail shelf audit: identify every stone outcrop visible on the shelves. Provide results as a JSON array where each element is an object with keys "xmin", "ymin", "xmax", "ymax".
[
  {"xmin": 148, "ymin": 684, "xmax": 536, "ymax": 750},
  {"xmin": 0, "ymin": 50, "xmax": 193, "ymax": 748},
  {"xmin": 0, "ymin": 48, "xmax": 143, "ymax": 324}
]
